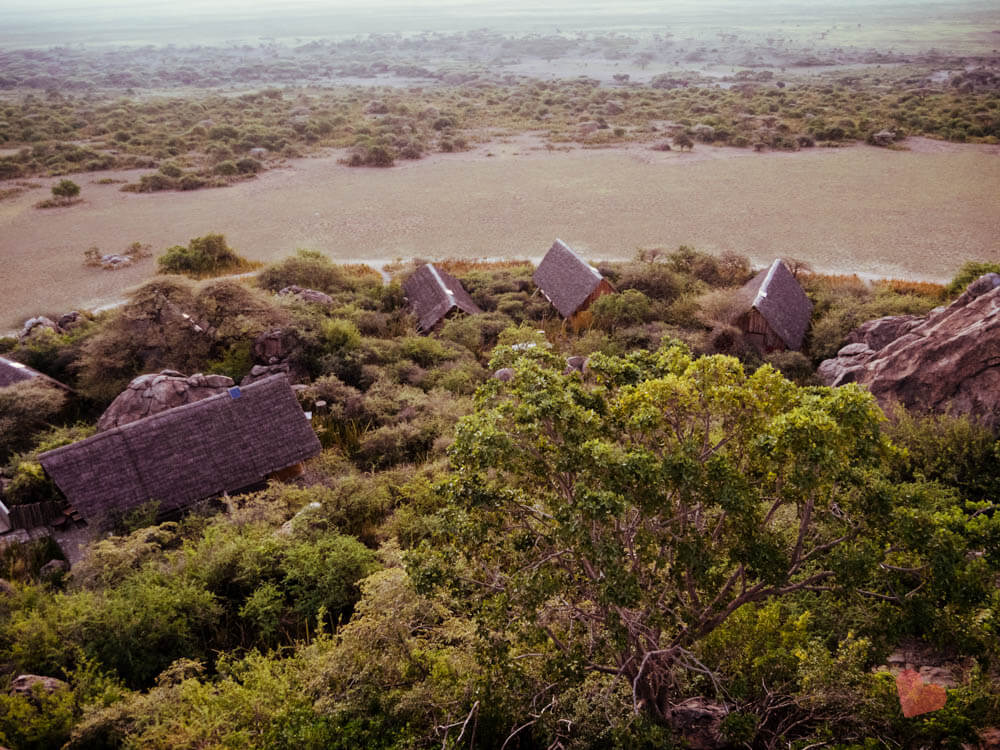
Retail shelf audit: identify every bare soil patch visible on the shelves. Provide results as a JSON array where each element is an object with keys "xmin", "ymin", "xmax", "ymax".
[{"xmin": 1, "ymin": 143, "xmax": 998, "ymax": 331}]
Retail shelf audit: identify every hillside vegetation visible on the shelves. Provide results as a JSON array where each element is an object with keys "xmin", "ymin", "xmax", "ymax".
[{"xmin": 1, "ymin": 251, "xmax": 998, "ymax": 748}]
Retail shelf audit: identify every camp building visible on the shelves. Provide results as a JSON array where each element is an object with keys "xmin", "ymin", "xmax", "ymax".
[
  {"xmin": 403, "ymin": 263, "xmax": 483, "ymax": 333},
  {"xmin": 533, "ymin": 239, "xmax": 615, "ymax": 320},
  {"xmin": 38, "ymin": 374, "xmax": 320, "ymax": 524},
  {"xmin": 732, "ymin": 259, "xmax": 813, "ymax": 353}
]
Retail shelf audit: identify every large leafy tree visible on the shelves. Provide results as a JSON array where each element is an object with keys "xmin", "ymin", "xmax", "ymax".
[{"xmin": 421, "ymin": 343, "xmax": 900, "ymax": 726}]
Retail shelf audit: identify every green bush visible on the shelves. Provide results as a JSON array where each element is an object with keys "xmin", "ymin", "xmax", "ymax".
[
  {"xmin": 0, "ymin": 379, "xmax": 67, "ymax": 462},
  {"xmin": 944, "ymin": 261, "xmax": 1000, "ymax": 299},
  {"xmin": 258, "ymin": 250, "xmax": 354, "ymax": 294},
  {"xmin": 157, "ymin": 233, "xmax": 256, "ymax": 277}
]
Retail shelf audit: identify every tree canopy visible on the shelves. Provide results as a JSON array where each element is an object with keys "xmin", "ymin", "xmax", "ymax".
[{"xmin": 413, "ymin": 342, "xmax": 1000, "ymax": 737}]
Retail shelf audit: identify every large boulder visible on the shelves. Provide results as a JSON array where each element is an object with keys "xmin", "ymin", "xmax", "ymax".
[
  {"xmin": 97, "ymin": 370, "xmax": 234, "ymax": 431},
  {"xmin": 819, "ymin": 274, "xmax": 1000, "ymax": 426}
]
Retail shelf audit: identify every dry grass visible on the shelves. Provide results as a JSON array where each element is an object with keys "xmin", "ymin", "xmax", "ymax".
[{"xmin": 874, "ymin": 278, "xmax": 946, "ymax": 299}]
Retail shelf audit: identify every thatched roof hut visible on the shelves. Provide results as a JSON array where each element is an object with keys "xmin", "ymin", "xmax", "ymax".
[
  {"xmin": 0, "ymin": 356, "xmax": 67, "ymax": 390},
  {"xmin": 733, "ymin": 259, "xmax": 813, "ymax": 352},
  {"xmin": 533, "ymin": 239, "xmax": 615, "ymax": 319},
  {"xmin": 403, "ymin": 263, "xmax": 483, "ymax": 332},
  {"xmin": 38, "ymin": 375, "xmax": 320, "ymax": 524}
]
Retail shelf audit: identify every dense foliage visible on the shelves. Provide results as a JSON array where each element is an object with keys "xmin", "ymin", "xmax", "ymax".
[{"xmin": 1, "ymin": 252, "xmax": 998, "ymax": 747}]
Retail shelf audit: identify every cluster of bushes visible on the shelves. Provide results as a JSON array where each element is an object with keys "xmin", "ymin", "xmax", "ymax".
[
  {"xmin": 1, "ymin": 65, "xmax": 997, "ymax": 188},
  {"xmin": 0, "ymin": 338, "xmax": 998, "ymax": 748},
  {"xmin": 2, "ymin": 248, "xmax": 1000, "ymax": 747}
]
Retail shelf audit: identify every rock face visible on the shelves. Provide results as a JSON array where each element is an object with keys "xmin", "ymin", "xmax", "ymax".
[
  {"xmin": 97, "ymin": 370, "xmax": 235, "ymax": 431},
  {"xmin": 819, "ymin": 274, "xmax": 1000, "ymax": 426}
]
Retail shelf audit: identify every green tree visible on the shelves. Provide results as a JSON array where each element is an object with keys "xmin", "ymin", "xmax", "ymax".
[
  {"xmin": 418, "ymin": 343, "xmax": 899, "ymax": 727},
  {"xmin": 50, "ymin": 178, "xmax": 80, "ymax": 203}
]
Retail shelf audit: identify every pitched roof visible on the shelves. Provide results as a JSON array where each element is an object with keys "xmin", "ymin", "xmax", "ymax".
[
  {"xmin": 38, "ymin": 375, "xmax": 320, "ymax": 523},
  {"xmin": 403, "ymin": 263, "xmax": 483, "ymax": 331},
  {"xmin": 533, "ymin": 239, "xmax": 609, "ymax": 318},
  {"xmin": 736, "ymin": 259, "xmax": 813, "ymax": 350},
  {"xmin": 0, "ymin": 356, "xmax": 68, "ymax": 390}
]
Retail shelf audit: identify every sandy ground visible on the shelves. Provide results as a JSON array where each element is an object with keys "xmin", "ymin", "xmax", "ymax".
[{"xmin": 1, "ymin": 138, "xmax": 998, "ymax": 332}]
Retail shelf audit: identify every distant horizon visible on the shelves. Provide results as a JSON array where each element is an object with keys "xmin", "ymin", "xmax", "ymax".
[{"xmin": 5, "ymin": 0, "xmax": 998, "ymax": 49}]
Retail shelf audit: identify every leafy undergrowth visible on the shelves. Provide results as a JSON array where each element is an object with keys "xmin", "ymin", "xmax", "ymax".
[{"xmin": 0, "ymin": 249, "xmax": 996, "ymax": 749}]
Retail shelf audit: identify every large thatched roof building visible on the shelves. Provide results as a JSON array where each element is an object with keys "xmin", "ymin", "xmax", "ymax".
[
  {"xmin": 533, "ymin": 239, "xmax": 615, "ymax": 319},
  {"xmin": 403, "ymin": 263, "xmax": 483, "ymax": 332},
  {"xmin": 38, "ymin": 375, "xmax": 320, "ymax": 524},
  {"xmin": 733, "ymin": 259, "xmax": 813, "ymax": 352}
]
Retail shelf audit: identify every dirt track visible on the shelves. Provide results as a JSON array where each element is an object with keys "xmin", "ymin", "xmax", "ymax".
[{"xmin": 1, "ymin": 140, "xmax": 998, "ymax": 331}]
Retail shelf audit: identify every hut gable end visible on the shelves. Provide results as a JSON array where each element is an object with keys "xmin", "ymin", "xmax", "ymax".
[
  {"xmin": 403, "ymin": 264, "xmax": 483, "ymax": 333},
  {"xmin": 38, "ymin": 375, "xmax": 320, "ymax": 523},
  {"xmin": 734, "ymin": 259, "xmax": 813, "ymax": 351},
  {"xmin": 533, "ymin": 239, "xmax": 614, "ymax": 318}
]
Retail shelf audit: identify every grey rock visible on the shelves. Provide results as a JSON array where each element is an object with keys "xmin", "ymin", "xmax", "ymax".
[
  {"xmin": 494, "ymin": 368, "xmax": 515, "ymax": 382},
  {"xmin": 98, "ymin": 370, "xmax": 234, "ymax": 431},
  {"xmin": 819, "ymin": 275, "xmax": 1000, "ymax": 427},
  {"xmin": 278, "ymin": 285, "xmax": 334, "ymax": 306}
]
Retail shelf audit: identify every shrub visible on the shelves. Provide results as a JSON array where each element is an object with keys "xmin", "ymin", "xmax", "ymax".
[
  {"xmin": 945, "ymin": 261, "xmax": 1000, "ymax": 299},
  {"xmin": 157, "ymin": 233, "xmax": 257, "ymax": 277},
  {"xmin": 258, "ymin": 250, "xmax": 355, "ymax": 294},
  {"xmin": 591, "ymin": 289, "xmax": 652, "ymax": 332},
  {"xmin": 0, "ymin": 379, "xmax": 67, "ymax": 462},
  {"xmin": 50, "ymin": 178, "xmax": 80, "ymax": 203}
]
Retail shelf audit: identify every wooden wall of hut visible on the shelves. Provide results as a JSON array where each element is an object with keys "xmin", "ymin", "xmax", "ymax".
[{"xmin": 736, "ymin": 309, "xmax": 788, "ymax": 353}]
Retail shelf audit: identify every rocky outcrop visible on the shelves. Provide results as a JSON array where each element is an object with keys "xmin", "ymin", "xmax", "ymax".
[
  {"xmin": 819, "ymin": 274, "xmax": 1000, "ymax": 426},
  {"xmin": 97, "ymin": 370, "xmax": 234, "ymax": 431}
]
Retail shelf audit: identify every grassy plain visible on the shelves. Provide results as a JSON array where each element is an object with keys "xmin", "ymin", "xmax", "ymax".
[{"xmin": 1, "ymin": 138, "xmax": 997, "ymax": 331}]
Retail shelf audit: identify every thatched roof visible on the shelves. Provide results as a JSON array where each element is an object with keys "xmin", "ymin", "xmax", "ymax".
[
  {"xmin": 736, "ymin": 259, "xmax": 813, "ymax": 350},
  {"xmin": 403, "ymin": 264, "xmax": 483, "ymax": 332},
  {"xmin": 533, "ymin": 239, "xmax": 609, "ymax": 318},
  {"xmin": 0, "ymin": 356, "xmax": 67, "ymax": 390},
  {"xmin": 38, "ymin": 375, "xmax": 320, "ymax": 523}
]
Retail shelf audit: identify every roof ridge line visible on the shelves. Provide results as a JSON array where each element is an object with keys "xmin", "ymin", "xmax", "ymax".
[
  {"xmin": 426, "ymin": 264, "xmax": 456, "ymax": 299},
  {"xmin": 755, "ymin": 258, "xmax": 782, "ymax": 306}
]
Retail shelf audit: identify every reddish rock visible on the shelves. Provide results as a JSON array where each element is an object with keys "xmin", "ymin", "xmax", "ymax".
[
  {"xmin": 819, "ymin": 275, "xmax": 1000, "ymax": 426},
  {"xmin": 97, "ymin": 370, "xmax": 234, "ymax": 431}
]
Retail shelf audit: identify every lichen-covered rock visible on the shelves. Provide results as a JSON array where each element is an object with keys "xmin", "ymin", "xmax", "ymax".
[
  {"xmin": 97, "ymin": 370, "xmax": 235, "ymax": 431},
  {"xmin": 819, "ymin": 274, "xmax": 1000, "ymax": 426}
]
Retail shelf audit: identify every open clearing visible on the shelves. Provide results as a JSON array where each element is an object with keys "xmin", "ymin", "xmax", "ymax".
[{"xmin": 1, "ymin": 141, "xmax": 998, "ymax": 331}]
